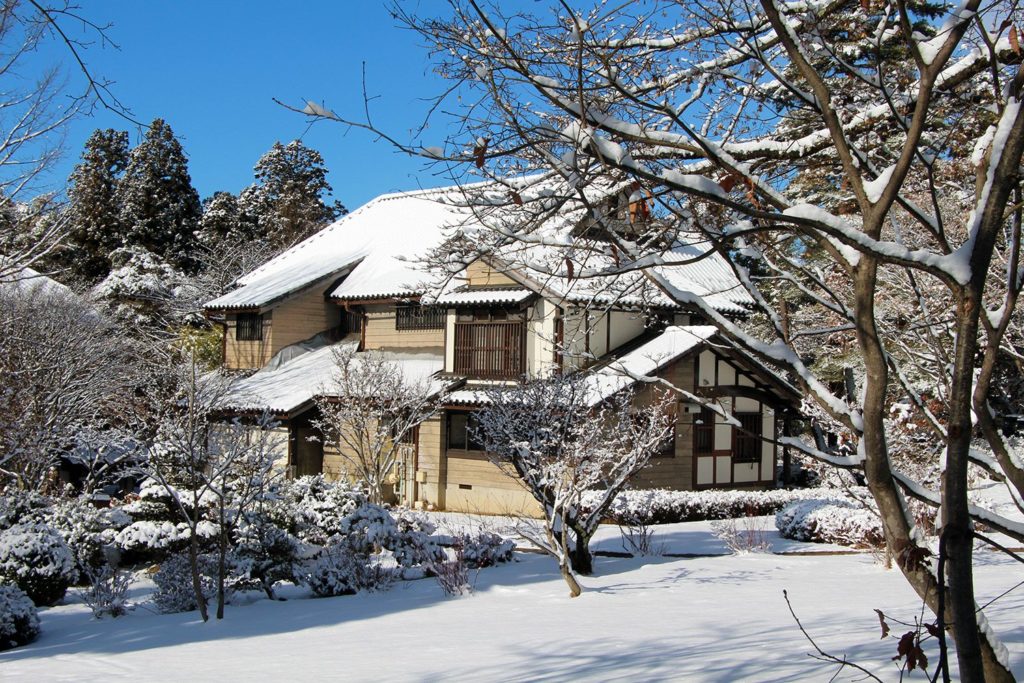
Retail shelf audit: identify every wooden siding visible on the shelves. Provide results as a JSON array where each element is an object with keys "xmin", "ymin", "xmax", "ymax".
[
  {"xmin": 362, "ymin": 304, "xmax": 444, "ymax": 351},
  {"xmin": 222, "ymin": 283, "xmax": 338, "ymax": 370},
  {"xmin": 443, "ymin": 449, "xmax": 540, "ymax": 515},
  {"xmin": 223, "ymin": 311, "xmax": 274, "ymax": 370},
  {"xmin": 465, "ymin": 259, "xmax": 518, "ymax": 287},
  {"xmin": 271, "ymin": 285, "xmax": 338, "ymax": 351},
  {"xmin": 631, "ymin": 355, "xmax": 697, "ymax": 490}
]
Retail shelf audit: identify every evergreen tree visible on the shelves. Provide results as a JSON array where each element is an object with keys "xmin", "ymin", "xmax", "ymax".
[
  {"xmin": 65, "ymin": 129, "xmax": 130, "ymax": 282},
  {"xmin": 198, "ymin": 191, "xmax": 257, "ymax": 246},
  {"xmin": 115, "ymin": 119, "xmax": 201, "ymax": 273},
  {"xmin": 239, "ymin": 140, "xmax": 346, "ymax": 249}
]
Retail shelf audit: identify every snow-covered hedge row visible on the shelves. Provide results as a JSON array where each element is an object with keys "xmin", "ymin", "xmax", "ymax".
[
  {"xmin": 585, "ymin": 487, "xmax": 857, "ymax": 525},
  {"xmin": 0, "ymin": 585, "xmax": 39, "ymax": 651},
  {"xmin": 775, "ymin": 499, "xmax": 885, "ymax": 548}
]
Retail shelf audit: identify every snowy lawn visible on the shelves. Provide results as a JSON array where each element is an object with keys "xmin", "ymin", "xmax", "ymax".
[{"xmin": 3, "ymin": 518, "xmax": 1021, "ymax": 682}]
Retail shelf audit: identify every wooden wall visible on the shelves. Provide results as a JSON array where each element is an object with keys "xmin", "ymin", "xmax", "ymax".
[
  {"xmin": 223, "ymin": 311, "xmax": 274, "ymax": 370},
  {"xmin": 465, "ymin": 259, "xmax": 518, "ymax": 287},
  {"xmin": 362, "ymin": 304, "xmax": 445, "ymax": 351}
]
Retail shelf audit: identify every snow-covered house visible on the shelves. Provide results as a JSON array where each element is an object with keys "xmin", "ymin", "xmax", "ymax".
[{"xmin": 204, "ymin": 181, "xmax": 800, "ymax": 514}]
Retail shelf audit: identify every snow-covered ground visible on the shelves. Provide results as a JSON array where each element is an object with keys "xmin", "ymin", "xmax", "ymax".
[{"xmin": 3, "ymin": 517, "xmax": 1021, "ymax": 682}]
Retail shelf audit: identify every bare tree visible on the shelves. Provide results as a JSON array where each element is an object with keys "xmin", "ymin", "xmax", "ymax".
[
  {"xmin": 143, "ymin": 351, "xmax": 283, "ymax": 621},
  {"xmin": 313, "ymin": 346, "xmax": 446, "ymax": 505},
  {"xmin": 297, "ymin": 0, "xmax": 1024, "ymax": 677},
  {"xmin": 476, "ymin": 373, "xmax": 674, "ymax": 597},
  {"xmin": 0, "ymin": 1, "xmax": 133, "ymax": 282},
  {"xmin": 0, "ymin": 272, "xmax": 141, "ymax": 489}
]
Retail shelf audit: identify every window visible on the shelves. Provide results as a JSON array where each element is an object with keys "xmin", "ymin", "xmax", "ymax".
[
  {"xmin": 396, "ymin": 304, "xmax": 445, "ymax": 331},
  {"xmin": 236, "ymin": 312, "xmax": 263, "ymax": 341},
  {"xmin": 694, "ymin": 408, "xmax": 714, "ymax": 454},
  {"xmin": 447, "ymin": 412, "xmax": 484, "ymax": 451},
  {"xmin": 734, "ymin": 413, "xmax": 763, "ymax": 463}
]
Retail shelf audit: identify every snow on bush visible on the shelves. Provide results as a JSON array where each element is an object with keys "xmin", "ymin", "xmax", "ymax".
[
  {"xmin": 152, "ymin": 552, "xmax": 226, "ymax": 614},
  {"xmin": 0, "ymin": 491, "xmax": 50, "ymax": 530},
  {"xmin": 0, "ymin": 585, "xmax": 39, "ymax": 651},
  {"xmin": 305, "ymin": 547, "xmax": 363, "ymax": 597},
  {"xmin": 273, "ymin": 475, "xmax": 364, "ymax": 545},
  {"xmin": 0, "ymin": 523, "xmax": 77, "ymax": 606},
  {"xmin": 78, "ymin": 565, "xmax": 134, "ymax": 618},
  {"xmin": 114, "ymin": 519, "xmax": 218, "ymax": 555},
  {"xmin": 775, "ymin": 498, "xmax": 885, "ymax": 548},
  {"xmin": 586, "ymin": 487, "xmax": 855, "ymax": 525},
  {"xmin": 231, "ymin": 516, "xmax": 306, "ymax": 599},
  {"xmin": 458, "ymin": 531, "xmax": 515, "ymax": 568},
  {"xmin": 47, "ymin": 498, "xmax": 131, "ymax": 575}
]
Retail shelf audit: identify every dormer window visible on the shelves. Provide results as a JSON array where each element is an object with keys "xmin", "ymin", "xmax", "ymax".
[
  {"xmin": 396, "ymin": 303, "xmax": 445, "ymax": 331},
  {"xmin": 236, "ymin": 312, "xmax": 263, "ymax": 341}
]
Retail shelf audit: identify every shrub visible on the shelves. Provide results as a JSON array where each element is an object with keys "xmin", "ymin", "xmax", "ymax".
[
  {"xmin": 305, "ymin": 547, "xmax": 361, "ymax": 597},
  {"xmin": 459, "ymin": 531, "xmax": 515, "ymax": 568},
  {"xmin": 0, "ymin": 523, "xmax": 76, "ymax": 606},
  {"xmin": 0, "ymin": 585, "xmax": 40, "ymax": 651},
  {"xmin": 0, "ymin": 491, "xmax": 51, "ymax": 531},
  {"xmin": 775, "ymin": 498, "xmax": 885, "ymax": 548},
  {"xmin": 273, "ymin": 476, "xmax": 364, "ymax": 545},
  {"xmin": 78, "ymin": 564, "xmax": 134, "ymax": 618},
  {"xmin": 430, "ymin": 540, "xmax": 473, "ymax": 596},
  {"xmin": 585, "ymin": 487, "xmax": 856, "ymax": 525},
  {"xmin": 390, "ymin": 510, "xmax": 444, "ymax": 568},
  {"xmin": 231, "ymin": 516, "xmax": 305, "ymax": 599},
  {"xmin": 46, "ymin": 498, "xmax": 131, "ymax": 576},
  {"xmin": 152, "ymin": 552, "xmax": 225, "ymax": 614}
]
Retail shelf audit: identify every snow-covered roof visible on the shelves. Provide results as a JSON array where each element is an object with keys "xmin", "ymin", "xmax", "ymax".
[
  {"xmin": 205, "ymin": 186, "xmax": 480, "ymax": 310},
  {"xmin": 1, "ymin": 265, "xmax": 76, "ymax": 299},
  {"xmin": 583, "ymin": 325, "xmax": 718, "ymax": 403},
  {"xmin": 217, "ymin": 341, "xmax": 450, "ymax": 415},
  {"xmin": 433, "ymin": 288, "xmax": 535, "ymax": 306},
  {"xmin": 206, "ymin": 175, "xmax": 752, "ymax": 316}
]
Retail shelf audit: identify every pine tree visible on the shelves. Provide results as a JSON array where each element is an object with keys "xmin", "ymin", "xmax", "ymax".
[
  {"xmin": 239, "ymin": 140, "xmax": 346, "ymax": 249},
  {"xmin": 115, "ymin": 119, "xmax": 201, "ymax": 273},
  {"xmin": 65, "ymin": 129, "xmax": 130, "ymax": 282},
  {"xmin": 198, "ymin": 191, "xmax": 257, "ymax": 246}
]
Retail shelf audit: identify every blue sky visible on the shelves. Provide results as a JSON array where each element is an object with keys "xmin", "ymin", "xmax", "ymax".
[{"xmin": 32, "ymin": 1, "xmax": 462, "ymax": 209}]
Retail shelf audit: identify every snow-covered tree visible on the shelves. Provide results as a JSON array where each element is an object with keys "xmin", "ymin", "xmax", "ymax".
[
  {"xmin": 0, "ymin": 274, "xmax": 141, "ymax": 490},
  {"xmin": 142, "ymin": 351, "xmax": 283, "ymax": 621},
  {"xmin": 303, "ymin": 1, "xmax": 1024, "ymax": 677},
  {"xmin": 239, "ymin": 140, "xmax": 346, "ymax": 249},
  {"xmin": 313, "ymin": 347, "xmax": 444, "ymax": 505},
  {"xmin": 198, "ymin": 191, "xmax": 257, "ymax": 247},
  {"xmin": 64, "ymin": 129, "xmax": 130, "ymax": 282},
  {"xmin": 115, "ymin": 118, "xmax": 201, "ymax": 274},
  {"xmin": 475, "ymin": 374, "xmax": 674, "ymax": 596}
]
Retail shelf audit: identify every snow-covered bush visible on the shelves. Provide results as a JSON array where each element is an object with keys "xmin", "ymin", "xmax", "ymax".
[
  {"xmin": 46, "ymin": 498, "xmax": 131, "ymax": 575},
  {"xmin": 152, "ymin": 552, "xmax": 224, "ymax": 614},
  {"xmin": 389, "ymin": 509, "xmax": 444, "ymax": 568},
  {"xmin": 273, "ymin": 475, "xmax": 364, "ymax": 545},
  {"xmin": 430, "ymin": 540, "xmax": 473, "ymax": 596},
  {"xmin": 588, "ymin": 487, "xmax": 856, "ymax": 525},
  {"xmin": 0, "ymin": 523, "xmax": 76, "ymax": 606},
  {"xmin": 458, "ymin": 531, "xmax": 515, "ymax": 568},
  {"xmin": 231, "ymin": 517, "xmax": 305, "ymax": 599},
  {"xmin": 305, "ymin": 547, "xmax": 362, "ymax": 598},
  {"xmin": 0, "ymin": 585, "xmax": 39, "ymax": 651},
  {"xmin": 0, "ymin": 491, "xmax": 50, "ymax": 530},
  {"xmin": 711, "ymin": 515, "xmax": 771, "ymax": 553},
  {"xmin": 775, "ymin": 499, "xmax": 885, "ymax": 548},
  {"xmin": 78, "ymin": 564, "xmax": 134, "ymax": 618}
]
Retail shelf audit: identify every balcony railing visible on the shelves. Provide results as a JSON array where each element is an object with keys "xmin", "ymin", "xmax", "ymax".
[{"xmin": 454, "ymin": 320, "xmax": 525, "ymax": 379}]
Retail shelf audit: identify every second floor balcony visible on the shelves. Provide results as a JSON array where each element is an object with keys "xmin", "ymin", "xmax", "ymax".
[{"xmin": 453, "ymin": 319, "xmax": 525, "ymax": 379}]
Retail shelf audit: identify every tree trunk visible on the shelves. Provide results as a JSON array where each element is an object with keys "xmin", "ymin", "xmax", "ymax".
[
  {"xmin": 559, "ymin": 560, "xmax": 582, "ymax": 598},
  {"xmin": 216, "ymin": 523, "xmax": 227, "ymax": 620},
  {"xmin": 569, "ymin": 530, "xmax": 594, "ymax": 575},
  {"xmin": 187, "ymin": 534, "xmax": 208, "ymax": 622}
]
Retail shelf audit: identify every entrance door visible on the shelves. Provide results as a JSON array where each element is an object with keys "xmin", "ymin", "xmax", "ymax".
[{"xmin": 293, "ymin": 426, "xmax": 323, "ymax": 477}]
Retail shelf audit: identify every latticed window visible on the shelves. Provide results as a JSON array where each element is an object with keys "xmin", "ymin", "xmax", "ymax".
[
  {"xmin": 236, "ymin": 312, "xmax": 263, "ymax": 341},
  {"xmin": 694, "ymin": 408, "xmax": 714, "ymax": 454},
  {"xmin": 734, "ymin": 413, "xmax": 763, "ymax": 463},
  {"xmin": 396, "ymin": 304, "xmax": 445, "ymax": 330}
]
